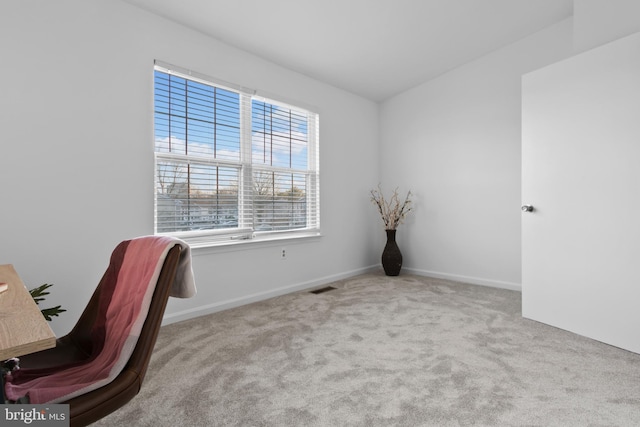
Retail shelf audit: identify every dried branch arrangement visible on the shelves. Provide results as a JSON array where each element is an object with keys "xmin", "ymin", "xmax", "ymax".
[{"xmin": 370, "ymin": 185, "xmax": 413, "ymax": 230}]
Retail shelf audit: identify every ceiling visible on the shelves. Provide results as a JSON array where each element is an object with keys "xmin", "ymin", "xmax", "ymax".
[{"xmin": 124, "ymin": 0, "xmax": 573, "ymax": 102}]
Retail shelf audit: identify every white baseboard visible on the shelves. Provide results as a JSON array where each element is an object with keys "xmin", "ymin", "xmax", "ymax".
[
  {"xmin": 402, "ymin": 267, "xmax": 522, "ymax": 292},
  {"xmin": 161, "ymin": 264, "xmax": 379, "ymax": 326}
]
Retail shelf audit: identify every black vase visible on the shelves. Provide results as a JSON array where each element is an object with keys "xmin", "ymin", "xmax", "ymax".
[{"xmin": 382, "ymin": 229, "xmax": 402, "ymax": 276}]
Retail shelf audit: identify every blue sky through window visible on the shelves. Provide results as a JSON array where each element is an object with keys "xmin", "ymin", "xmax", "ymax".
[
  {"xmin": 154, "ymin": 71, "xmax": 241, "ymax": 161},
  {"xmin": 155, "ymin": 71, "xmax": 309, "ymax": 171}
]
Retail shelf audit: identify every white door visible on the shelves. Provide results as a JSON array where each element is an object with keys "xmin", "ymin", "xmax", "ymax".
[{"xmin": 522, "ymin": 32, "xmax": 640, "ymax": 354}]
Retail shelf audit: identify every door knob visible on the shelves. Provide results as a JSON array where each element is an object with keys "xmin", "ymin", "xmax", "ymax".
[{"xmin": 521, "ymin": 205, "xmax": 534, "ymax": 212}]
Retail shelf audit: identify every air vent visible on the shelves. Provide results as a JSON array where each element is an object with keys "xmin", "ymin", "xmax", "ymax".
[{"xmin": 310, "ymin": 286, "xmax": 337, "ymax": 294}]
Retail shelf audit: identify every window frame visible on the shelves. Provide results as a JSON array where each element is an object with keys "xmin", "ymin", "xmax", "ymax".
[{"xmin": 153, "ymin": 61, "xmax": 320, "ymax": 248}]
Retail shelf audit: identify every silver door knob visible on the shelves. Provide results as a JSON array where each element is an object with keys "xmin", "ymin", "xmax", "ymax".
[{"xmin": 521, "ymin": 205, "xmax": 534, "ymax": 212}]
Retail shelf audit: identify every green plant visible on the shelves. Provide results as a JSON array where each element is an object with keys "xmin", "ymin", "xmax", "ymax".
[{"xmin": 29, "ymin": 283, "xmax": 66, "ymax": 321}]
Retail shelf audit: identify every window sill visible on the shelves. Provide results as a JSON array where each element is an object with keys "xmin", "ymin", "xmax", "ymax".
[{"xmin": 183, "ymin": 230, "xmax": 322, "ymax": 252}]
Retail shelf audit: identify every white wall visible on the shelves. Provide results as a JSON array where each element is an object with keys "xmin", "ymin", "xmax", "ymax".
[
  {"xmin": 0, "ymin": 0, "xmax": 380, "ymax": 336},
  {"xmin": 378, "ymin": 19, "xmax": 574, "ymax": 290},
  {"xmin": 574, "ymin": 0, "xmax": 640, "ymax": 53}
]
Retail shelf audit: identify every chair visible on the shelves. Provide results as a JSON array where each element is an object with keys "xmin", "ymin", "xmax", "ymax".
[{"xmin": 12, "ymin": 241, "xmax": 183, "ymax": 426}]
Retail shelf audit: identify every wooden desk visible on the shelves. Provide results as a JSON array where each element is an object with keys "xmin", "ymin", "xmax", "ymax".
[{"xmin": 0, "ymin": 264, "xmax": 56, "ymax": 360}]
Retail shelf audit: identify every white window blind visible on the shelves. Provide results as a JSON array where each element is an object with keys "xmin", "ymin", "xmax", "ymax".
[{"xmin": 153, "ymin": 62, "xmax": 320, "ymax": 244}]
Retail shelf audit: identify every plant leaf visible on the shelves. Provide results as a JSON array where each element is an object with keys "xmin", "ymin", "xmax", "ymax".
[
  {"xmin": 41, "ymin": 306, "xmax": 67, "ymax": 322},
  {"xmin": 29, "ymin": 283, "xmax": 53, "ymax": 305}
]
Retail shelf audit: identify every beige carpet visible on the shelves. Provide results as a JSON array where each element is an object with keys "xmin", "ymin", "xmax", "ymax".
[{"xmin": 94, "ymin": 273, "xmax": 640, "ymax": 426}]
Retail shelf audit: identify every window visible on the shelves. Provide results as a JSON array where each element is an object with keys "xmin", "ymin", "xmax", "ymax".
[{"xmin": 153, "ymin": 62, "xmax": 320, "ymax": 246}]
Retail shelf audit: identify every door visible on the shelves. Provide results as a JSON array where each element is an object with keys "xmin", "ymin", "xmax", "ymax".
[{"xmin": 522, "ymin": 32, "xmax": 640, "ymax": 354}]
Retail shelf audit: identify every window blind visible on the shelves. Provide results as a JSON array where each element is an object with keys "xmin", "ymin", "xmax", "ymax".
[{"xmin": 153, "ymin": 62, "xmax": 319, "ymax": 243}]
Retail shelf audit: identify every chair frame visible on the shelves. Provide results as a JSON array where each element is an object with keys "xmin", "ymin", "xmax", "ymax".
[{"xmin": 17, "ymin": 244, "xmax": 182, "ymax": 427}]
